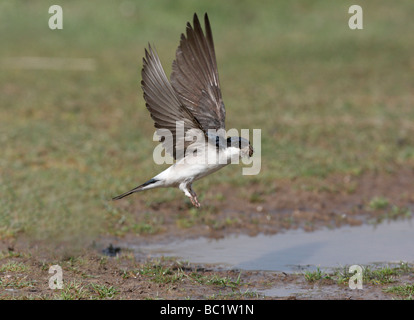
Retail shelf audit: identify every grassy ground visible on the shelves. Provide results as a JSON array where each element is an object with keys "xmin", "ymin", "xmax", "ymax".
[
  {"xmin": 0, "ymin": 247, "xmax": 412, "ymax": 300},
  {"xmin": 1, "ymin": 1, "xmax": 414, "ymax": 298}
]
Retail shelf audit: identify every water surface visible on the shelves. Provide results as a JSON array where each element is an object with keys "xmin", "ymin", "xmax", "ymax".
[{"xmin": 132, "ymin": 218, "xmax": 414, "ymax": 272}]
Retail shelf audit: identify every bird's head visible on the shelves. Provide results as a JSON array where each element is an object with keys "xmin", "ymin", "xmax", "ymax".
[{"xmin": 226, "ymin": 136, "xmax": 254, "ymax": 159}]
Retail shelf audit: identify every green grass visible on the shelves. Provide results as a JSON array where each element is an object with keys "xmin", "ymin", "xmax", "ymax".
[
  {"xmin": 384, "ymin": 284, "xmax": 414, "ymax": 300},
  {"xmin": 301, "ymin": 263, "xmax": 414, "ymax": 300},
  {"xmin": 58, "ymin": 280, "xmax": 90, "ymax": 300},
  {"xmin": 191, "ymin": 271, "xmax": 242, "ymax": 288},
  {"xmin": 366, "ymin": 196, "xmax": 412, "ymax": 224},
  {"xmin": 134, "ymin": 259, "xmax": 242, "ymax": 289},
  {"xmin": 334, "ymin": 263, "xmax": 413, "ymax": 285},
  {"xmin": 0, "ymin": 261, "xmax": 27, "ymax": 272},
  {"xmin": 370, "ymin": 205, "xmax": 412, "ymax": 224},
  {"xmin": 206, "ymin": 289, "xmax": 263, "ymax": 300},
  {"xmin": 55, "ymin": 280, "xmax": 120, "ymax": 300},
  {"xmin": 368, "ymin": 196, "xmax": 390, "ymax": 210},
  {"xmin": 0, "ymin": 275, "xmax": 36, "ymax": 290},
  {"xmin": 1, "ymin": 0, "xmax": 414, "ymax": 242},
  {"xmin": 0, "ymin": 260, "xmax": 36, "ymax": 290},
  {"xmin": 90, "ymin": 283, "xmax": 119, "ymax": 299},
  {"xmin": 304, "ymin": 267, "xmax": 331, "ymax": 282},
  {"xmin": 136, "ymin": 261, "xmax": 187, "ymax": 284},
  {"xmin": 303, "ymin": 263, "xmax": 414, "ymax": 288}
]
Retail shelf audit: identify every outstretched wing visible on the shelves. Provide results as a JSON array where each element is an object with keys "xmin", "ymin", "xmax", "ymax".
[
  {"xmin": 141, "ymin": 45, "xmax": 206, "ymax": 160},
  {"xmin": 170, "ymin": 13, "xmax": 226, "ymax": 133}
]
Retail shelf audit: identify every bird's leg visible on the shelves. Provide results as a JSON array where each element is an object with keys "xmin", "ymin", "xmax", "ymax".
[
  {"xmin": 179, "ymin": 182, "xmax": 201, "ymax": 208},
  {"xmin": 189, "ymin": 186, "xmax": 201, "ymax": 208}
]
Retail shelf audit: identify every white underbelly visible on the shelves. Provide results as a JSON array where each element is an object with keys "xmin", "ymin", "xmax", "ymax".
[{"xmin": 156, "ymin": 144, "xmax": 232, "ymax": 186}]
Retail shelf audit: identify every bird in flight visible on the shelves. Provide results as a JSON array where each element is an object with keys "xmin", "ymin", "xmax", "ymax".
[{"xmin": 113, "ymin": 13, "xmax": 253, "ymax": 207}]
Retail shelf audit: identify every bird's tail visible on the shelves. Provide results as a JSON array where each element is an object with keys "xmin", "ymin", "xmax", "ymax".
[{"xmin": 112, "ymin": 178, "xmax": 158, "ymax": 200}]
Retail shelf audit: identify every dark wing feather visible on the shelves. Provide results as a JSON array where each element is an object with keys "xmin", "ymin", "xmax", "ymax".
[
  {"xmin": 170, "ymin": 13, "xmax": 226, "ymax": 133},
  {"xmin": 141, "ymin": 45, "xmax": 206, "ymax": 160}
]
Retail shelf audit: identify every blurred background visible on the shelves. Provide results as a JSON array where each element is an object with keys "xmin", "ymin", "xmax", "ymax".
[{"xmin": 1, "ymin": 0, "xmax": 413, "ymax": 246}]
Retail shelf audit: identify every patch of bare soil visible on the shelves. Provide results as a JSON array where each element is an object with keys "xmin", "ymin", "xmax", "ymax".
[{"xmin": 1, "ymin": 166, "xmax": 413, "ymax": 300}]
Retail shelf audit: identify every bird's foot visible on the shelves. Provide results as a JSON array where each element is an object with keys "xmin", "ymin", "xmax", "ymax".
[{"xmin": 190, "ymin": 195, "xmax": 201, "ymax": 208}]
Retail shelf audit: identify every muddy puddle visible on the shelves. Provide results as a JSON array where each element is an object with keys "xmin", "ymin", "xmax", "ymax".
[{"xmin": 129, "ymin": 218, "xmax": 414, "ymax": 273}]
